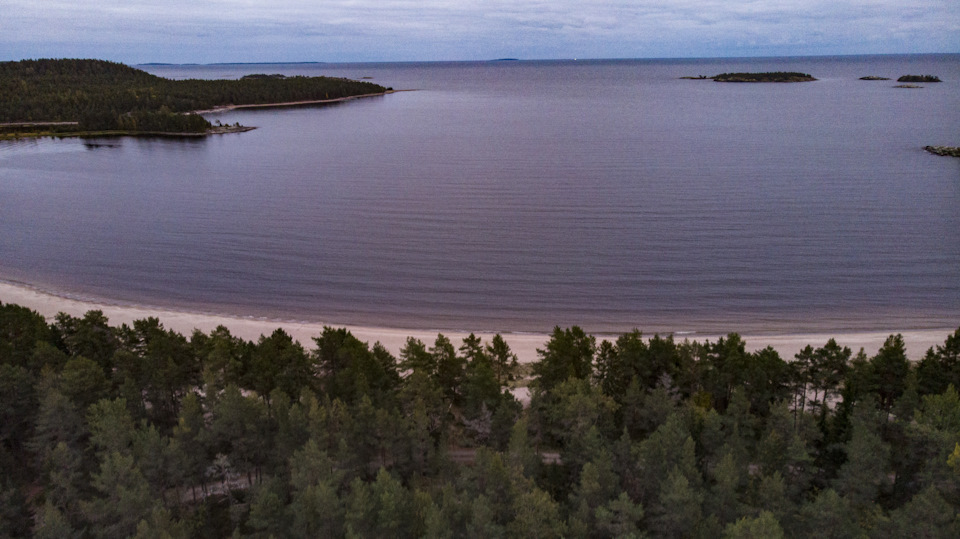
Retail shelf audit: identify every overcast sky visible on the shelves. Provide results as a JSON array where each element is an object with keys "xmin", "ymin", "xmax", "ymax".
[{"xmin": 3, "ymin": 0, "xmax": 958, "ymax": 63}]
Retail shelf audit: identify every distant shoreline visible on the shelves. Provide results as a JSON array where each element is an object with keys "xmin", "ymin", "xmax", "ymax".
[{"xmin": 1, "ymin": 278, "xmax": 952, "ymax": 363}]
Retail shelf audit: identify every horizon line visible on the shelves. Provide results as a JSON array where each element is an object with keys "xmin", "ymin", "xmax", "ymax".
[{"xmin": 127, "ymin": 51, "xmax": 960, "ymax": 67}]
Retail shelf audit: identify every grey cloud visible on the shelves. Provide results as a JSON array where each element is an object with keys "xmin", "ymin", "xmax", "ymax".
[{"xmin": 1, "ymin": 0, "xmax": 957, "ymax": 62}]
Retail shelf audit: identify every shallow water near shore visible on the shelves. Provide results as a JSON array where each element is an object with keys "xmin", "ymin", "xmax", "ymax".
[{"xmin": 1, "ymin": 55, "xmax": 959, "ymax": 334}]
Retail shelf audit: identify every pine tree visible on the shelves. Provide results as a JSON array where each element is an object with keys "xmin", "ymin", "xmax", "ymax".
[
  {"xmin": 835, "ymin": 402, "xmax": 891, "ymax": 512},
  {"xmin": 532, "ymin": 326, "xmax": 595, "ymax": 393},
  {"xmin": 487, "ymin": 334, "xmax": 519, "ymax": 386},
  {"xmin": 81, "ymin": 451, "xmax": 157, "ymax": 539},
  {"xmin": 722, "ymin": 511, "xmax": 785, "ymax": 539},
  {"xmin": 653, "ymin": 466, "xmax": 704, "ymax": 538},
  {"xmin": 507, "ymin": 486, "xmax": 567, "ymax": 538}
]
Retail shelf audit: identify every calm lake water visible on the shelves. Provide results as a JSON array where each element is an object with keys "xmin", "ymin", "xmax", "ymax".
[{"xmin": 1, "ymin": 55, "xmax": 959, "ymax": 334}]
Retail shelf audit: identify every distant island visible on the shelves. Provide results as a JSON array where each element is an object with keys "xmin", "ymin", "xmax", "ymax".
[
  {"xmin": 859, "ymin": 76, "xmax": 890, "ymax": 80},
  {"xmin": 898, "ymin": 75, "xmax": 941, "ymax": 83},
  {"xmin": 680, "ymin": 72, "xmax": 816, "ymax": 82},
  {"xmin": 207, "ymin": 61, "xmax": 325, "ymax": 66},
  {"xmin": 0, "ymin": 59, "xmax": 390, "ymax": 139},
  {"xmin": 924, "ymin": 145, "xmax": 960, "ymax": 158},
  {"xmin": 712, "ymin": 72, "xmax": 817, "ymax": 82},
  {"xmin": 239, "ymin": 73, "xmax": 288, "ymax": 80}
]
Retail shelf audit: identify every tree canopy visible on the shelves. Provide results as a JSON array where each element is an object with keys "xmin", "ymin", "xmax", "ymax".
[{"xmin": 1, "ymin": 299, "xmax": 958, "ymax": 537}]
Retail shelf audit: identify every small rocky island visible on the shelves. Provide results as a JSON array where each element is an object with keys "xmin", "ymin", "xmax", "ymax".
[
  {"xmin": 712, "ymin": 72, "xmax": 817, "ymax": 82},
  {"xmin": 924, "ymin": 146, "xmax": 960, "ymax": 158},
  {"xmin": 898, "ymin": 75, "xmax": 941, "ymax": 83},
  {"xmin": 240, "ymin": 73, "xmax": 288, "ymax": 80},
  {"xmin": 859, "ymin": 76, "xmax": 890, "ymax": 80}
]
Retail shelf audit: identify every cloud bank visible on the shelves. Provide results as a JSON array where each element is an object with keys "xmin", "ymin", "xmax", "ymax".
[{"xmin": 3, "ymin": 0, "xmax": 958, "ymax": 62}]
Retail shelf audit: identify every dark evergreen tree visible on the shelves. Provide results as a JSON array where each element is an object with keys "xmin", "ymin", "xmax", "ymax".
[
  {"xmin": 313, "ymin": 327, "xmax": 399, "ymax": 405},
  {"xmin": 248, "ymin": 328, "xmax": 312, "ymax": 405},
  {"xmin": 870, "ymin": 334, "xmax": 911, "ymax": 411},
  {"xmin": 54, "ymin": 310, "xmax": 118, "ymax": 369},
  {"xmin": 916, "ymin": 328, "xmax": 960, "ymax": 396},
  {"xmin": 532, "ymin": 326, "xmax": 596, "ymax": 393},
  {"xmin": 487, "ymin": 333, "xmax": 520, "ymax": 386},
  {"xmin": 0, "ymin": 302, "xmax": 52, "ymax": 368}
]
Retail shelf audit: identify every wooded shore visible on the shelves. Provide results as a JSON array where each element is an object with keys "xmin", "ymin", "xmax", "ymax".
[{"xmin": 1, "ymin": 281, "xmax": 958, "ymax": 537}]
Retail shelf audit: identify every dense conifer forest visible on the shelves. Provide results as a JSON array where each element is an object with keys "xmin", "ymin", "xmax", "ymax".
[
  {"xmin": 0, "ymin": 59, "xmax": 388, "ymax": 134},
  {"xmin": 0, "ymin": 300, "xmax": 958, "ymax": 537}
]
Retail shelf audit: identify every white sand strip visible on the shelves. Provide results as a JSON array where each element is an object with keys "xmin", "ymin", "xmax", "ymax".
[
  {"xmin": 190, "ymin": 90, "xmax": 410, "ymax": 114},
  {"xmin": 0, "ymin": 280, "xmax": 954, "ymax": 363}
]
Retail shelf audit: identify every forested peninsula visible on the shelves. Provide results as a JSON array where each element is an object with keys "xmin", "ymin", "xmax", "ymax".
[
  {"xmin": 1, "ymin": 300, "xmax": 959, "ymax": 537},
  {"xmin": 0, "ymin": 59, "xmax": 389, "ymax": 138}
]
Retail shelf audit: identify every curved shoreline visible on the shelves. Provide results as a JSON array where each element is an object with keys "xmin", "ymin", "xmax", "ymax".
[{"xmin": 1, "ymin": 279, "xmax": 952, "ymax": 363}]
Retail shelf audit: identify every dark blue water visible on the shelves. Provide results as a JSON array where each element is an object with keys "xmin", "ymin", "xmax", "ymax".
[{"xmin": 1, "ymin": 56, "xmax": 958, "ymax": 333}]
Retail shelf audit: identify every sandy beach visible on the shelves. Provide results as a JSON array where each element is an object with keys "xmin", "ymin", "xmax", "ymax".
[{"xmin": 1, "ymin": 279, "xmax": 953, "ymax": 363}]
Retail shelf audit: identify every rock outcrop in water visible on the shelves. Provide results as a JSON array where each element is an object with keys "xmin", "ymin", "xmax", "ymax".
[
  {"xmin": 712, "ymin": 72, "xmax": 817, "ymax": 82},
  {"xmin": 924, "ymin": 146, "xmax": 960, "ymax": 158},
  {"xmin": 240, "ymin": 73, "xmax": 287, "ymax": 80},
  {"xmin": 898, "ymin": 75, "xmax": 941, "ymax": 83}
]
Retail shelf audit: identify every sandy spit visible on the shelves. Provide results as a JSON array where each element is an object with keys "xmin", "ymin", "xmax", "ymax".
[
  {"xmin": 190, "ymin": 90, "xmax": 410, "ymax": 115},
  {"xmin": 0, "ymin": 280, "xmax": 954, "ymax": 363}
]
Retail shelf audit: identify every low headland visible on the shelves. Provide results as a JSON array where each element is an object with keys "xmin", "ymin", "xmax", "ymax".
[{"xmin": 0, "ymin": 59, "xmax": 391, "ymax": 140}]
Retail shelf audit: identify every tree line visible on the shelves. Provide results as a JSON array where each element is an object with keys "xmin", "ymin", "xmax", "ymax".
[
  {"xmin": 1, "ymin": 300, "xmax": 958, "ymax": 537},
  {"xmin": 0, "ymin": 59, "xmax": 388, "ymax": 133}
]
